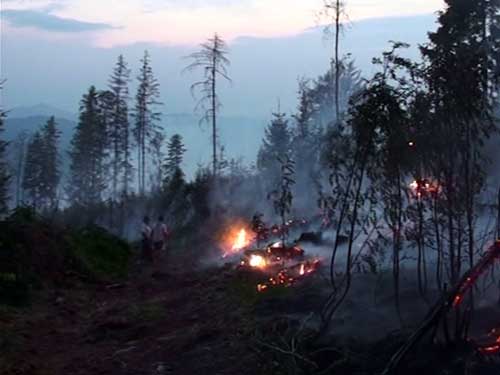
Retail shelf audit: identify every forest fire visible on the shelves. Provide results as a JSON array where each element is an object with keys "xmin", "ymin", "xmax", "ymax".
[
  {"xmin": 409, "ymin": 178, "xmax": 440, "ymax": 197},
  {"xmin": 256, "ymin": 259, "xmax": 321, "ymax": 292},
  {"xmin": 221, "ymin": 226, "xmax": 254, "ymax": 258},
  {"xmin": 447, "ymin": 240, "xmax": 500, "ymax": 355},
  {"xmin": 232, "ymin": 229, "xmax": 249, "ymax": 252},
  {"xmin": 238, "ymin": 241, "xmax": 320, "ymax": 292}
]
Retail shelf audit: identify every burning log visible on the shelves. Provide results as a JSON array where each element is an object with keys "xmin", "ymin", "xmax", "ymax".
[{"xmin": 383, "ymin": 240, "xmax": 500, "ymax": 374}]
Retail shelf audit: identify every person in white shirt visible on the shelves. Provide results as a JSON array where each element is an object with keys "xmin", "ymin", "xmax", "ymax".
[
  {"xmin": 152, "ymin": 216, "xmax": 169, "ymax": 254},
  {"xmin": 141, "ymin": 216, "xmax": 153, "ymax": 261}
]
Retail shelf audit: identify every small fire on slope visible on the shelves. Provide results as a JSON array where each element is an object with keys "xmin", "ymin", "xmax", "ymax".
[
  {"xmin": 221, "ymin": 226, "xmax": 254, "ymax": 258},
  {"xmin": 238, "ymin": 242, "xmax": 320, "ymax": 292}
]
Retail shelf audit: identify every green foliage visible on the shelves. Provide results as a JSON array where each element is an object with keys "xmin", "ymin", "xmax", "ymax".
[
  {"xmin": 0, "ymin": 214, "xmax": 131, "ymax": 307},
  {"xmin": 22, "ymin": 117, "xmax": 61, "ymax": 211},
  {"xmin": 257, "ymin": 110, "xmax": 291, "ymax": 178},
  {"xmin": 108, "ymin": 54, "xmax": 133, "ymax": 198},
  {"xmin": 133, "ymin": 50, "xmax": 162, "ymax": 194},
  {"xmin": 163, "ymin": 133, "xmax": 186, "ymax": 185},
  {"xmin": 70, "ymin": 225, "xmax": 131, "ymax": 280},
  {"xmin": 68, "ymin": 86, "xmax": 108, "ymax": 206}
]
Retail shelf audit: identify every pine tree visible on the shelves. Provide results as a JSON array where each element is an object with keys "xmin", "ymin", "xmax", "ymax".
[
  {"xmin": 11, "ymin": 131, "xmax": 29, "ymax": 206},
  {"xmin": 309, "ymin": 58, "xmax": 363, "ymax": 128},
  {"xmin": 68, "ymin": 86, "xmax": 108, "ymax": 206},
  {"xmin": 133, "ymin": 50, "xmax": 162, "ymax": 195},
  {"xmin": 150, "ymin": 130, "xmax": 165, "ymax": 192},
  {"xmin": 0, "ymin": 104, "xmax": 10, "ymax": 214},
  {"xmin": 257, "ymin": 109, "xmax": 291, "ymax": 179},
  {"xmin": 39, "ymin": 116, "xmax": 61, "ymax": 209},
  {"xmin": 23, "ymin": 132, "xmax": 44, "ymax": 209},
  {"xmin": 291, "ymin": 81, "xmax": 322, "ymax": 208},
  {"xmin": 184, "ymin": 33, "xmax": 231, "ymax": 177},
  {"xmin": 163, "ymin": 134, "xmax": 186, "ymax": 183},
  {"xmin": 108, "ymin": 55, "xmax": 132, "ymax": 199}
]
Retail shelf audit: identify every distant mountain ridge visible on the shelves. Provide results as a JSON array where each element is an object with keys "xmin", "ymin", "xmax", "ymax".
[
  {"xmin": 4, "ymin": 105, "xmax": 267, "ymax": 178},
  {"xmin": 7, "ymin": 104, "xmax": 77, "ymax": 121}
]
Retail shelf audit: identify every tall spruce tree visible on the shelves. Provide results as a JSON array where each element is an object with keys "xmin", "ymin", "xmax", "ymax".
[
  {"xmin": 39, "ymin": 116, "xmax": 61, "ymax": 209},
  {"xmin": 11, "ymin": 131, "xmax": 29, "ymax": 206},
  {"xmin": 68, "ymin": 86, "xmax": 108, "ymax": 206},
  {"xmin": 133, "ymin": 50, "xmax": 161, "ymax": 195},
  {"xmin": 150, "ymin": 130, "xmax": 165, "ymax": 192},
  {"xmin": 23, "ymin": 132, "xmax": 44, "ymax": 209},
  {"xmin": 108, "ymin": 55, "xmax": 132, "ymax": 199},
  {"xmin": 257, "ymin": 109, "xmax": 291, "ymax": 179},
  {"xmin": 0, "ymin": 105, "xmax": 9, "ymax": 214},
  {"xmin": 184, "ymin": 33, "xmax": 231, "ymax": 177},
  {"xmin": 163, "ymin": 134, "xmax": 186, "ymax": 183}
]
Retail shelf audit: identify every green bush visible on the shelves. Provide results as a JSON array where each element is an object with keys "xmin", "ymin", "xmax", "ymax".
[{"xmin": 69, "ymin": 225, "xmax": 131, "ymax": 280}]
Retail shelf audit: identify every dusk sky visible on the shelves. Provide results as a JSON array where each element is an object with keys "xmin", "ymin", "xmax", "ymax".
[
  {"xmin": 0, "ymin": 0, "xmax": 445, "ymax": 117},
  {"xmin": 1, "ymin": 0, "xmax": 444, "ymax": 46}
]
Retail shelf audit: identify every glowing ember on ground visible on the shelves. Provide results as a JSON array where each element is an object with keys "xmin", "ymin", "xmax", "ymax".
[
  {"xmin": 249, "ymin": 254, "xmax": 267, "ymax": 268},
  {"xmin": 256, "ymin": 259, "xmax": 321, "ymax": 292}
]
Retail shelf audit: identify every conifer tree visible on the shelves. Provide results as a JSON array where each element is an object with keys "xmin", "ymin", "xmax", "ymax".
[
  {"xmin": 257, "ymin": 109, "xmax": 291, "ymax": 179},
  {"xmin": 39, "ymin": 116, "xmax": 61, "ymax": 209},
  {"xmin": 68, "ymin": 86, "xmax": 108, "ymax": 206},
  {"xmin": 23, "ymin": 132, "xmax": 44, "ymax": 209},
  {"xmin": 133, "ymin": 50, "xmax": 161, "ymax": 195},
  {"xmin": 108, "ymin": 55, "xmax": 132, "ymax": 199},
  {"xmin": 12, "ymin": 131, "xmax": 29, "ymax": 206},
  {"xmin": 163, "ymin": 133, "xmax": 186, "ymax": 182},
  {"xmin": 0, "ymin": 104, "xmax": 10, "ymax": 214},
  {"xmin": 150, "ymin": 130, "xmax": 165, "ymax": 192},
  {"xmin": 420, "ymin": 0, "xmax": 500, "ymax": 283}
]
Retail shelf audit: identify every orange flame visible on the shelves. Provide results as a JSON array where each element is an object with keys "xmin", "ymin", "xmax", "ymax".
[
  {"xmin": 232, "ymin": 229, "xmax": 249, "ymax": 251},
  {"xmin": 222, "ymin": 225, "xmax": 253, "ymax": 257}
]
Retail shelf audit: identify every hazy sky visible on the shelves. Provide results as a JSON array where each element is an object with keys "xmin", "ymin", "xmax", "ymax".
[{"xmin": 1, "ymin": 0, "xmax": 444, "ymax": 46}]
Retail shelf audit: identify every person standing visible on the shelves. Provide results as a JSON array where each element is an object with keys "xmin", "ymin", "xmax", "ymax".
[
  {"xmin": 152, "ymin": 216, "xmax": 169, "ymax": 254},
  {"xmin": 141, "ymin": 216, "xmax": 153, "ymax": 262}
]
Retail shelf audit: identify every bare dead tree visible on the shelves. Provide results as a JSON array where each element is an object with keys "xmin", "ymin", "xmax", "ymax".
[
  {"xmin": 184, "ymin": 33, "xmax": 231, "ymax": 177},
  {"xmin": 318, "ymin": 0, "xmax": 348, "ymax": 122}
]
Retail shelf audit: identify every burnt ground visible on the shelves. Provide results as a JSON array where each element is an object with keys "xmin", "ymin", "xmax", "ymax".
[
  {"xmin": 0, "ymin": 248, "xmax": 277, "ymax": 375},
  {"xmin": 3, "ymin": 242, "xmax": 500, "ymax": 375}
]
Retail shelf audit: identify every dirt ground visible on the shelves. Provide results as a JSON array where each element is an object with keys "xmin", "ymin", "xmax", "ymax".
[{"xmin": 0, "ymin": 249, "xmax": 270, "ymax": 375}]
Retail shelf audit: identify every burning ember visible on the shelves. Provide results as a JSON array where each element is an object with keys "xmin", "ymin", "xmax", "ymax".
[
  {"xmin": 248, "ymin": 254, "xmax": 267, "ymax": 269},
  {"xmin": 448, "ymin": 240, "xmax": 500, "ymax": 355},
  {"xmin": 409, "ymin": 178, "xmax": 440, "ymax": 198},
  {"xmin": 256, "ymin": 259, "xmax": 321, "ymax": 292},
  {"xmin": 238, "ymin": 241, "xmax": 320, "ymax": 292}
]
